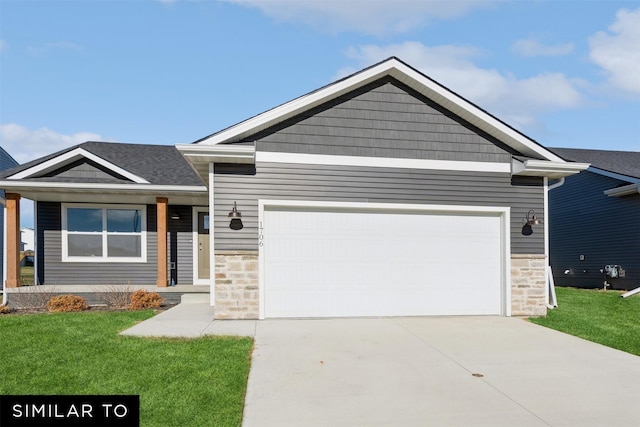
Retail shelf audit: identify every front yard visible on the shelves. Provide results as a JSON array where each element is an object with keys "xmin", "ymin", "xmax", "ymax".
[
  {"xmin": 0, "ymin": 310, "xmax": 253, "ymax": 426},
  {"xmin": 530, "ymin": 287, "xmax": 640, "ymax": 356}
]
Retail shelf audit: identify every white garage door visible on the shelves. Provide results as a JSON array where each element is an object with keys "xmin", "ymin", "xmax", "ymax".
[{"xmin": 262, "ymin": 205, "xmax": 504, "ymax": 318}]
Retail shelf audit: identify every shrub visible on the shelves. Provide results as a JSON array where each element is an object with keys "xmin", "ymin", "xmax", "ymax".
[
  {"xmin": 0, "ymin": 304, "xmax": 11, "ymax": 314},
  {"xmin": 47, "ymin": 295, "xmax": 89, "ymax": 313},
  {"xmin": 128, "ymin": 290, "xmax": 164, "ymax": 310},
  {"xmin": 11, "ymin": 286, "xmax": 58, "ymax": 310},
  {"xmin": 97, "ymin": 284, "xmax": 134, "ymax": 309}
]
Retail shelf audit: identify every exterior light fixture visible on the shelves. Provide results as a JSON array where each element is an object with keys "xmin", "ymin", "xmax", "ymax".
[
  {"xmin": 521, "ymin": 209, "xmax": 540, "ymax": 236},
  {"xmin": 170, "ymin": 212, "xmax": 181, "ymax": 220},
  {"xmin": 228, "ymin": 202, "xmax": 243, "ymax": 230}
]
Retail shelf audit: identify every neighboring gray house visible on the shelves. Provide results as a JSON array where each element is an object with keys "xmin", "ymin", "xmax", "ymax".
[
  {"xmin": 549, "ymin": 147, "xmax": 639, "ymax": 290},
  {"xmin": 0, "ymin": 147, "xmax": 19, "ymax": 289},
  {"xmin": 0, "ymin": 57, "xmax": 588, "ymax": 318}
]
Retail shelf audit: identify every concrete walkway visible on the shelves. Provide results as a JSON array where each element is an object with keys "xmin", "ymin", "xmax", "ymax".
[
  {"xmin": 119, "ymin": 301, "xmax": 256, "ymax": 338},
  {"xmin": 120, "ymin": 307, "xmax": 640, "ymax": 426}
]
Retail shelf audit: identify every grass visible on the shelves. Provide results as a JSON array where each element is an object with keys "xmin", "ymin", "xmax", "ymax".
[
  {"xmin": 20, "ymin": 265, "xmax": 35, "ymax": 285},
  {"xmin": 530, "ymin": 287, "xmax": 640, "ymax": 356},
  {"xmin": 0, "ymin": 310, "xmax": 254, "ymax": 426}
]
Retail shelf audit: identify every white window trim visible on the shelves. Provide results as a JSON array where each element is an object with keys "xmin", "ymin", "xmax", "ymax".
[{"xmin": 62, "ymin": 203, "xmax": 147, "ymax": 263}]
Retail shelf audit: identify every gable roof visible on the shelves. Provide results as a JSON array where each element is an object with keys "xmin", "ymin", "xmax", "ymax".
[
  {"xmin": 0, "ymin": 141, "xmax": 204, "ymax": 186},
  {"xmin": 550, "ymin": 147, "xmax": 640, "ymax": 182},
  {"xmin": 0, "ymin": 141, "xmax": 207, "ymax": 204},
  {"xmin": 189, "ymin": 57, "xmax": 564, "ymax": 163}
]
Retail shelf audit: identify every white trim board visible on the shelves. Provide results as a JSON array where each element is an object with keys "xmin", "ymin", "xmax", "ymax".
[
  {"xmin": 8, "ymin": 148, "xmax": 150, "ymax": 183},
  {"xmin": 257, "ymin": 152, "xmax": 511, "ymax": 173},
  {"xmin": 258, "ymin": 199, "xmax": 511, "ymax": 319}
]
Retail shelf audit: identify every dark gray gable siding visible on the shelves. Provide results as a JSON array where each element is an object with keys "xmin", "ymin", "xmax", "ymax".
[
  {"xmin": 36, "ymin": 202, "xmax": 159, "ymax": 285},
  {"xmin": 550, "ymin": 171, "xmax": 639, "ymax": 289},
  {"xmin": 213, "ymin": 163, "xmax": 544, "ymax": 255},
  {"xmin": 39, "ymin": 159, "xmax": 131, "ymax": 183},
  {"xmin": 249, "ymin": 78, "xmax": 517, "ymax": 163}
]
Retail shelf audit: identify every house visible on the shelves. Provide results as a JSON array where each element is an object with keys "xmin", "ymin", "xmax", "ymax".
[
  {"xmin": 1, "ymin": 147, "xmax": 19, "ymax": 289},
  {"xmin": 548, "ymin": 147, "xmax": 639, "ymax": 290},
  {"xmin": 0, "ymin": 57, "xmax": 589, "ymax": 318}
]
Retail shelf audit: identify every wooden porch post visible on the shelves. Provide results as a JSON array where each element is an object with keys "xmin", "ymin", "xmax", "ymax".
[
  {"xmin": 156, "ymin": 197, "xmax": 168, "ymax": 287},
  {"xmin": 5, "ymin": 193, "xmax": 21, "ymax": 288}
]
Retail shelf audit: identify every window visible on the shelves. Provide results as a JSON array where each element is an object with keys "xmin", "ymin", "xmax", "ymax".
[{"xmin": 62, "ymin": 204, "xmax": 147, "ymax": 262}]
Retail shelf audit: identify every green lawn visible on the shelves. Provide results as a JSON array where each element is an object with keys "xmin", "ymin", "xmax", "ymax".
[
  {"xmin": 530, "ymin": 287, "xmax": 640, "ymax": 356},
  {"xmin": 0, "ymin": 310, "xmax": 253, "ymax": 426}
]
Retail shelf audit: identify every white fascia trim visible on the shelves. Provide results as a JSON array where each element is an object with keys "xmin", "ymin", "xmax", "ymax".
[
  {"xmin": 196, "ymin": 58, "xmax": 562, "ymax": 162},
  {"xmin": 257, "ymin": 199, "xmax": 511, "ymax": 319},
  {"xmin": 588, "ymin": 167, "xmax": 640, "ymax": 184},
  {"xmin": 8, "ymin": 148, "xmax": 149, "ymax": 183},
  {"xmin": 511, "ymin": 158, "xmax": 590, "ymax": 177},
  {"xmin": 604, "ymin": 183, "xmax": 640, "ymax": 197},
  {"xmin": 176, "ymin": 143, "xmax": 256, "ymax": 163},
  {"xmin": 0, "ymin": 181, "xmax": 207, "ymax": 193},
  {"xmin": 257, "ymin": 152, "xmax": 511, "ymax": 173}
]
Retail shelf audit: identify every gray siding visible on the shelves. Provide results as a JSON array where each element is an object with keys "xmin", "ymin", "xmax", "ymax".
[
  {"xmin": 213, "ymin": 163, "xmax": 544, "ymax": 254},
  {"xmin": 37, "ymin": 202, "xmax": 160, "ymax": 285},
  {"xmin": 41, "ymin": 159, "xmax": 129, "ymax": 182},
  {"xmin": 252, "ymin": 79, "xmax": 516, "ymax": 163},
  {"xmin": 550, "ymin": 171, "xmax": 639, "ymax": 290}
]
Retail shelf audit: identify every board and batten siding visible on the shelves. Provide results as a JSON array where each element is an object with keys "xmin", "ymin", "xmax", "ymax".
[
  {"xmin": 550, "ymin": 171, "xmax": 639, "ymax": 289},
  {"xmin": 253, "ymin": 78, "xmax": 517, "ymax": 163},
  {"xmin": 213, "ymin": 162, "xmax": 544, "ymax": 254},
  {"xmin": 36, "ymin": 202, "xmax": 159, "ymax": 286}
]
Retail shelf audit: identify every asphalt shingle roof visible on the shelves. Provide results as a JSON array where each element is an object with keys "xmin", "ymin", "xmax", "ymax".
[
  {"xmin": 550, "ymin": 147, "xmax": 640, "ymax": 181},
  {"xmin": 0, "ymin": 141, "xmax": 205, "ymax": 186}
]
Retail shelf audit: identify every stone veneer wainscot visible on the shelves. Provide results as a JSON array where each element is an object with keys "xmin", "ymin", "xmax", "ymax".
[
  {"xmin": 511, "ymin": 254, "xmax": 547, "ymax": 317},
  {"xmin": 214, "ymin": 251, "xmax": 259, "ymax": 319}
]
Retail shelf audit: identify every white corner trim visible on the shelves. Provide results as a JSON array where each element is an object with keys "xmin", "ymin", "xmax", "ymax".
[
  {"xmin": 257, "ymin": 151, "xmax": 511, "ymax": 173},
  {"xmin": 8, "ymin": 148, "xmax": 150, "ymax": 183},
  {"xmin": 511, "ymin": 158, "xmax": 589, "ymax": 178},
  {"xmin": 604, "ymin": 183, "xmax": 640, "ymax": 197}
]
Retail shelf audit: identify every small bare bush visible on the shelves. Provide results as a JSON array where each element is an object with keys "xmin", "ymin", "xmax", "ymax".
[
  {"xmin": 0, "ymin": 304, "xmax": 11, "ymax": 314},
  {"xmin": 97, "ymin": 284, "xmax": 134, "ymax": 309},
  {"xmin": 128, "ymin": 290, "xmax": 164, "ymax": 310},
  {"xmin": 10, "ymin": 286, "xmax": 59, "ymax": 310},
  {"xmin": 47, "ymin": 295, "xmax": 89, "ymax": 313}
]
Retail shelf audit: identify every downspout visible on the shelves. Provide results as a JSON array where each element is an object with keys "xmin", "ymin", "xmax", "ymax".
[
  {"xmin": 2, "ymin": 196, "xmax": 6, "ymax": 306},
  {"xmin": 545, "ymin": 177, "xmax": 565, "ymax": 309}
]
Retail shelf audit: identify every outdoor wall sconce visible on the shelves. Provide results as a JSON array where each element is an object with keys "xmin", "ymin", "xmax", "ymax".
[
  {"xmin": 521, "ymin": 209, "xmax": 540, "ymax": 236},
  {"xmin": 228, "ymin": 202, "xmax": 243, "ymax": 230},
  {"xmin": 170, "ymin": 212, "xmax": 181, "ymax": 220}
]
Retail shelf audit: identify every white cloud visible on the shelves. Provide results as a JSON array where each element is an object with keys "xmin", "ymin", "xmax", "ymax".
[
  {"xmin": 222, "ymin": 0, "xmax": 500, "ymax": 35},
  {"xmin": 27, "ymin": 41, "xmax": 82, "ymax": 56},
  {"xmin": 589, "ymin": 8, "xmax": 640, "ymax": 95},
  {"xmin": 0, "ymin": 123, "xmax": 101, "ymax": 164},
  {"xmin": 340, "ymin": 41, "xmax": 584, "ymax": 129},
  {"xmin": 511, "ymin": 38, "xmax": 574, "ymax": 57}
]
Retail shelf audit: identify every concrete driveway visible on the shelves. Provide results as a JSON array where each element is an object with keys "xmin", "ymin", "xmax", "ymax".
[{"xmin": 242, "ymin": 316, "xmax": 640, "ymax": 427}]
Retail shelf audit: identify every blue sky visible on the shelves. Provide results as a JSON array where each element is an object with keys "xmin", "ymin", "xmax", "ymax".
[{"xmin": 1, "ymin": 0, "xmax": 639, "ymax": 225}]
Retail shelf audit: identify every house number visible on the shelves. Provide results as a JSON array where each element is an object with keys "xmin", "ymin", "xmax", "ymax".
[{"xmin": 258, "ymin": 221, "xmax": 264, "ymax": 247}]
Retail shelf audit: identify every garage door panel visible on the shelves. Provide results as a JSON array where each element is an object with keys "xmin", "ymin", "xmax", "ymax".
[{"xmin": 263, "ymin": 208, "xmax": 503, "ymax": 318}]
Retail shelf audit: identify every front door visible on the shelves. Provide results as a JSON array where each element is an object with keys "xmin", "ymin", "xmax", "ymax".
[{"xmin": 197, "ymin": 212, "xmax": 210, "ymax": 280}]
